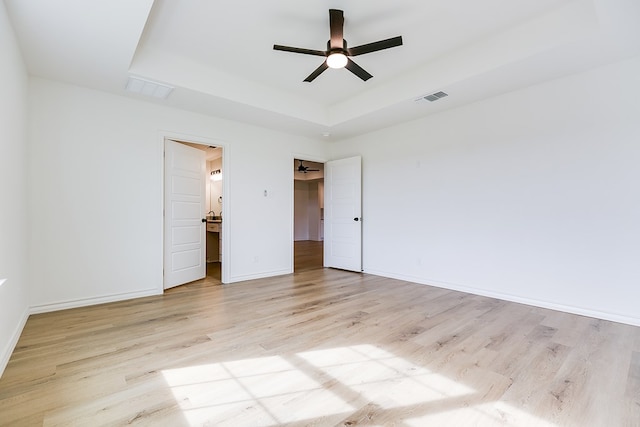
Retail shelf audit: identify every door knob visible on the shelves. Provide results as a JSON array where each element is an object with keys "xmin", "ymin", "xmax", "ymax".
[
  {"xmin": 354, "ymin": 217, "xmax": 360, "ymax": 221},
  {"xmin": 201, "ymin": 218, "xmax": 207, "ymax": 223}
]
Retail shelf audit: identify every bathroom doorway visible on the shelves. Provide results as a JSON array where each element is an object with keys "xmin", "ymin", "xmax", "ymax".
[
  {"xmin": 205, "ymin": 146, "xmax": 223, "ymax": 281},
  {"xmin": 167, "ymin": 140, "xmax": 224, "ymax": 284}
]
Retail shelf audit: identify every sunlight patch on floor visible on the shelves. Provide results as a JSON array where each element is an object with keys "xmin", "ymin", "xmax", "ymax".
[
  {"xmin": 161, "ymin": 345, "xmax": 554, "ymax": 426},
  {"xmin": 297, "ymin": 344, "xmax": 476, "ymax": 408},
  {"xmin": 161, "ymin": 355, "xmax": 353, "ymax": 426}
]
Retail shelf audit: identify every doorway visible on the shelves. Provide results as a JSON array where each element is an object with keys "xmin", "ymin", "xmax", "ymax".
[
  {"xmin": 165, "ymin": 138, "xmax": 224, "ymax": 287},
  {"xmin": 204, "ymin": 145, "xmax": 223, "ymax": 282},
  {"xmin": 293, "ymin": 158, "xmax": 324, "ymax": 271}
]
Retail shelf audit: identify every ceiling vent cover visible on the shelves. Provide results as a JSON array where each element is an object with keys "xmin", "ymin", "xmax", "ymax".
[
  {"xmin": 125, "ymin": 76, "xmax": 174, "ymax": 99},
  {"xmin": 422, "ymin": 91, "xmax": 448, "ymax": 102}
]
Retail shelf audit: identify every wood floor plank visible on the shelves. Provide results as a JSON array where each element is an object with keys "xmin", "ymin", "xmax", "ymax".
[{"xmin": 1, "ymin": 245, "xmax": 639, "ymax": 426}]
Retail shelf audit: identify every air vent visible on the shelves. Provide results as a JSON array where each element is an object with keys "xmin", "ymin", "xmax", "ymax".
[
  {"xmin": 125, "ymin": 76, "xmax": 174, "ymax": 99},
  {"xmin": 422, "ymin": 91, "xmax": 448, "ymax": 102}
]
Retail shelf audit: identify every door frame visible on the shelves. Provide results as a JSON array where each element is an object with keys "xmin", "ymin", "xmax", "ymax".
[
  {"xmin": 290, "ymin": 153, "xmax": 328, "ymax": 272},
  {"xmin": 160, "ymin": 131, "xmax": 230, "ymax": 287}
]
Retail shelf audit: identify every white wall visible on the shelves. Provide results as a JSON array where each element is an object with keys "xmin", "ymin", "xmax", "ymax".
[
  {"xmin": 330, "ymin": 56, "xmax": 640, "ymax": 326},
  {"xmin": 27, "ymin": 78, "xmax": 327, "ymax": 311},
  {"xmin": 294, "ymin": 180, "xmax": 323, "ymax": 241},
  {"xmin": 308, "ymin": 182, "xmax": 320, "ymax": 241},
  {"xmin": 0, "ymin": 1, "xmax": 30, "ymax": 376},
  {"xmin": 294, "ymin": 181, "xmax": 310, "ymax": 240}
]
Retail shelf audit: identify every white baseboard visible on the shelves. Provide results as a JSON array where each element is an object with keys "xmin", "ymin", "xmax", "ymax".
[
  {"xmin": 228, "ymin": 268, "xmax": 292, "ymax": 284},
  {"xmin": 365, "ymin": 268, "xmax": 640, "ymax": 327},
  {"xmin": 0, "ymin": 307, "xmax": 29, "ymax": 379},
  {"xmin": 29, "ymin": 288, "xmax": 161, "ymax": 315}
]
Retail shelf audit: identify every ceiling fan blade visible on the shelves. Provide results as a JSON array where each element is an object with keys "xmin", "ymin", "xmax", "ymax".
[
  {"xmin": 345, "ymin": 58, "xmax": 373, "ymax": 81},
  {"xmin": 304, "ymin": 62, "xmax": 329, "ymax": 82},
  {"xmin": 274, "ymin": 45, "xmax": 327, "ymax": 56},
  {"xmin": 329, "ymin": 9, "xmax": 344, "ymax": 50},
  {"xmin": 307, "ymin": 169, "xmax": 320, "ymax": 172},
  {"xmin": 347, "ymin": 36, "xmax": 403, "ymax": 56}
]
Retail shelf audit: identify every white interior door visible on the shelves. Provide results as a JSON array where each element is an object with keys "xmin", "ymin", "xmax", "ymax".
[
  {"xmin": 164, "ymin": 140, "xmax": 206, "ymax": 289},
  {"xmin": 324, "ymin": 156, "xmax": 362, "ymax": 272}
]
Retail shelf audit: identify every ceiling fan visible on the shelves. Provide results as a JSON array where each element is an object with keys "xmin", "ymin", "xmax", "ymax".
[
  {"xmin": 274, "ymin": 9, "xmax": 403, "ymax": 82},
  {"xmin": 297, "ymin": 160, "xmax": 320, "ymax": 173}
]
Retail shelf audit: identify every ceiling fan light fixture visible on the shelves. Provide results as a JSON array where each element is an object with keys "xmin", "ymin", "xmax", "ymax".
[
  {"xmin": 273, "ymin": 9, "xmax": 402, "ymax": 82},
  {"xmin": 326, "ymin": 52, "xmax": 348, "ymax": 69}
]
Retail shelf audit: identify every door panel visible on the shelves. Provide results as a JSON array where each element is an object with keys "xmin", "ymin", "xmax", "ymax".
[
  {"xmin": 172, "ymin": 249, "xmax": 202, "ymax": 270},
  {"xmin": 172, "ymin": 176, "xmax": 200, "ymax": 196},
  {"xmin": 324, "ymin": 156, "xmax": 362, "ymax": 272},
  {"xmin": 172, "ymin": 200, "xmax": 200, "ymax": 219},
  {"xmin": 172, "ymin": 226, "xmax": 201, "ymax": 245},
  {"xmin": 164, "ymin": 140, "xmax": 206, "ymax": 289}
]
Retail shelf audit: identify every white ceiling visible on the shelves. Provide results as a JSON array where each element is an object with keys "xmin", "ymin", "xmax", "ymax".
[{"xmin": 5, "ymin": 0, "xmax": 640, "ymax": 140}]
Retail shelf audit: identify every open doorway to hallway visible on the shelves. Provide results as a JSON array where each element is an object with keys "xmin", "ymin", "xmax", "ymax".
[{"xmin": 293, "ymin": 159, "xmax": 324, "ymax": 271}]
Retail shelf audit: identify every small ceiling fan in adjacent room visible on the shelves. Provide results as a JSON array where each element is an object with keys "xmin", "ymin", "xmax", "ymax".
[
  {"xmin": 274, "ymin": 9, "xmax": 403, "ymax": 82},
  {"xmin": 297, "ymin": 160, "xmax": 320, "ymax": 173}
]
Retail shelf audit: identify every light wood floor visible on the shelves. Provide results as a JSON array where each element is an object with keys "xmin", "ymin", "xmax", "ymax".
[
  {"xmin": 294, "ymin": 240, "xmax": 323, "ymax": 272},
  {"xmin": 206, "ymin": 261, "xmax": 221, "ymax": 281},
  {"xmin": 1, "ymin": 249, "xmax": 639, "ymax": 426}
]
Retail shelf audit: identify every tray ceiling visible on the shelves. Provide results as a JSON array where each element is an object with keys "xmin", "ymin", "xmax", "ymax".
[{"xmin": 5, "ymin": 0, "xmax": 640, "ymax": 140}]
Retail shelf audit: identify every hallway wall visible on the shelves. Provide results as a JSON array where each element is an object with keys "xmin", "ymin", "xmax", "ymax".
[{"xmin": 0, "ymin": 1, "xmax": 30, "ymax": 376}]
